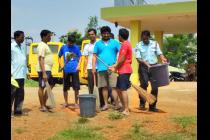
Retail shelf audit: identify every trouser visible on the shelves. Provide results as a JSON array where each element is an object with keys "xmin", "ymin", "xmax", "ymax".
[
  {"xmin": 87, "ymin": 69, "xmax": 97, "ymax": 94},
  {"xmin": 11, "ymin": 79, "xmax": 25, "ymax": 113},
  {"xmin": 138, "ymin": 63, "xmax": 158, "ymax": 108}
]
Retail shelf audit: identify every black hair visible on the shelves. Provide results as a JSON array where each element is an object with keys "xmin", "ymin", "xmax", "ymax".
[
  {"xmin": 110, "ymin": 33, "xmax": 115, "ymax": 39},
  {"xmin": 141, "ymin": 30, "xmax": 151, "ymax": 38},
  {"xmin": 14, "ymin": 31, "xmax": 24, "ymax": 39},
  {"xmin": 100, "ymin": 26, "xmax": 111, "ymax": 34},
  {"xmin": 119, "ymin": 28, "xmax": 129, "ymax": 40},
  {"xmin": 88, "ymin": 28, "xmax": 97, "ymax": 35},
  {"xmin": 68, "ymin": 34, "xmax": 76, "ymax": 43},
  {"xmin": 40, "ymin": 30, "xmax": 51, "ymax": 39}
]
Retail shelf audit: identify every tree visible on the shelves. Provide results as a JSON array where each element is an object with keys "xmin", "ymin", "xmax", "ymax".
[
  {"xmin": 59, "ymin": 29, "xmax": 83, "ymax": 48},
  {"xmin": 84, "ymin": 16, "xmax": 100, "ymax": 37},
  {"xmin": 163, "ymin": 34, "xmax": 197, "ymax": 69}
]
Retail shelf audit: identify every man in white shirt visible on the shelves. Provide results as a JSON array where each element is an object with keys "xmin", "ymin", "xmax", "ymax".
[
  {"xmin": 83, "ymin": 28, "xmax": 97, "ymax": 94},
  {"xmin": 11, "ymin": 30, "xmax": 27, "ymax": 116},
  {"xmin": 36, "ymin": 30, "xmax": 55, "ymax": 112}
]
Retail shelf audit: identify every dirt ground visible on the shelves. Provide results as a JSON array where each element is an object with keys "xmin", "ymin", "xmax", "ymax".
[{"xmin": 11, "ymin": 82, "xmax": 197, "ymax": 140}]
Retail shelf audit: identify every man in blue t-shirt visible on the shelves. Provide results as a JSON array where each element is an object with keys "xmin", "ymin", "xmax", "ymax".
[
  {"xmin": 58, "ymin": 35, "xmax": 82, "ymax": 108},
  {"xmin": 92, "ymin": 26, "xmax": 121, "ymax": 111}
]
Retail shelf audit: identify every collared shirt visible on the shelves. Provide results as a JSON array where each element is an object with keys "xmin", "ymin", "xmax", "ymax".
[
  {"xmin": 83, "ymin": 42, "xmax": 96, "ymax": 69},
  {"xmin": 135, "ymin": 40, "xmax": 163, "ymax": 64},
  {"xmin": 36, "ymin": 41, "xmax": 54, "ymax": 72},
  {"xmin": 93, "ymin": 39, "xmax": 120, "ymax": 72},
  {"xmin": 11, "ymin": 41, "xmax": 27, "ymax": 79}
]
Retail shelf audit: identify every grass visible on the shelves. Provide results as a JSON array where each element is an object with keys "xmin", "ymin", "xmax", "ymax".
[
  {"xmin": 77, "ymin": 117, "xmax": 89, "ymax": 124},
  {"xmin": 122, "ymin": 120, "xmax": 197, "ymax": 140},
  {"xmin": 25, "ymin": 79, "xmax": 38, "ymax": 87},
  {"xmin": 49, "ymin": 124, "xmax": 105, "ymax": 140},
  {"xmin": 106, "ymin": 125, "xmax": 114, "ymax": 129},
  {"xmin": 15, "ymin": 128, "xmax": 26, "ymax": 134},
  {"xmin": 172, "ymin": 116, "xmax": 196, "ymax": 129},
  {"xmin": 108, "ymin": 111, "xmax": 124, "ymax": 120},
  {"xmin": 123, "ymin": 123, "xmax": 155, "ymax": 140}
]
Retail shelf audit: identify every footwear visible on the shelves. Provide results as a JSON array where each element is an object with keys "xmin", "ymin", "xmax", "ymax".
[
  {"xmin": 39, "ymin": 107, "xmax": 47, "ymax": 112},
  {"xmin": 122, "ymin": 110, "xmax": 130, "ymax": 116},
  {"xmin": 101, "ymin": 105, "xmax": 109, "ymax": 111},
  {"xmin": 14, "ymin": 111, "xmax": 22, "ymax": 116},
  {"xmin": 149, "ymin": 108, "xmax": 159, "ymax": 112},
  {"xmin": 139, "ymin": 105, "xmax": 146, "ymax": 110},
  {"xmin": 61, "ymin": 103, "xmax": 68, "ymax": 109},
  {"xmin": 74, "ymin": 104, "xmax": 79, "ymax": 109}
]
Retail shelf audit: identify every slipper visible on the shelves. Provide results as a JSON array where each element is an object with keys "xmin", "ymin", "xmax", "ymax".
[
  {"xmin": 74, "ymin": 104, "xmax": 79, "ymax": 109},
  {"xmin": 122, "ymin": 110, "xmax": 130, "ymax": 116},
  {"xmin": 39, "ymin": 107, "xmax": 47, "ymax": 112},
  {"xmin": 61, "ymin": 103, "xmax": 68, "ymax": 109},
  {"xmin": 45, "ymin": 105, "xmax": 53, "ymax": 110},
  {"xmin": 101, "ymin": 105, "xmax": 109, "ymax": 111}
]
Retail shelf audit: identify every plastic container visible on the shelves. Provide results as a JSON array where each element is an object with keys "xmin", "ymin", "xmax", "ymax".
[
  {"xmin": 149, "ymin": 63, "xmax": 170, "ymax": 87},
  {"xmin": 78, "ymin": 94, "xmax": 96, "ymax": 117}
]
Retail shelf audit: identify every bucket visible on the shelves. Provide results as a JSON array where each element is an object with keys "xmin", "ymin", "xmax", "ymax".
[
  {"xmin": 78, "ymin": 94, "xmax": 96, "ymax": 117},
  {"xmin": 149, "ymin": 63, "xmax": 170, "ymax": 87}
]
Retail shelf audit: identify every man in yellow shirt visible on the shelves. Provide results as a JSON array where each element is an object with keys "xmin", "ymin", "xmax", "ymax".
[{"xmin": 36, "ymin": 30, "xmax": 55, "ymax": 112}]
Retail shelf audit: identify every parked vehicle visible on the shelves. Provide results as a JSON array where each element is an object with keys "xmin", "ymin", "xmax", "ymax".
[{"xmin": 27, "ymin": 40, "xmax": 92, "ymax": 85}]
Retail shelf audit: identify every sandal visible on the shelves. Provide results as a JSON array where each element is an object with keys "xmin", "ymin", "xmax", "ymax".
[
  {"xmin": 39, "ymin": 107, "xmax": 47, "ymax": 112},
  {"xmin": 122, "ymin": 110, "xmax": 130, "ymax": 116},
  {"xmin": 101, "ymin": 105, "xmax": 109, "ymax": 111},
  {"xmin": 61, "ymin": 103, "xmax": 68, "ymax": 109}
]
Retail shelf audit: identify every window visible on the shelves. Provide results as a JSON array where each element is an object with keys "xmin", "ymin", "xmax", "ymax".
[
  {"xmin": 32, "ymin": 45, "xmax": 38, "ymax": 54},
  {"xmin": 48, "ymin": 45, "xmax": 59, "ymax": 54}
]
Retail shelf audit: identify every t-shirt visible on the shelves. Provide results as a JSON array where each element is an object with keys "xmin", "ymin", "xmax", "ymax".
[
  {"xmin": 117, "ymin": 40, "xmax": 133, "ymax": 74},
  {"xmin": 36, "ymin": 41, "xmax": 54, "ymax": 72},
  {"xmin": 83, "ymin": 42, "xmax": 96, "ymax": 69},
  {"xmin": 93, "ymin": 39, "xmax": 120, "ymax": 72},
  {"xmin": 58, "ymin": 44, "xmax": 81, "ymax": 73}
]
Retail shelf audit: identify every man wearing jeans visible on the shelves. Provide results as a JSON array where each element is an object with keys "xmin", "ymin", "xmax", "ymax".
[
  {"xmin": 135, "ymin": 30, "xmax": 167, "ymax": 112},
  {"xmin": 11, "ymin": 30, "xmax": 27, "ymax": 116}
]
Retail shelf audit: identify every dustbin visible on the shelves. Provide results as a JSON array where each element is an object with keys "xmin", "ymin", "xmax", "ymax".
[
  {"xmin": 149, "ymin": 63, "xmax": 170, "ymax": 87},
  {"xmin": 78, "ymin": 94, "xmax": 96, "ymax": 117}
]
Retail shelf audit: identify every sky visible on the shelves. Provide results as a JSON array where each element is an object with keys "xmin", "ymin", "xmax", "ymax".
[{"xmin": 11, "ymin": 0, "xmax": 192, "ymax": 42}]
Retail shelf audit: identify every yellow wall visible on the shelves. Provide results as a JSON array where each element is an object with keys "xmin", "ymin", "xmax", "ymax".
[{"xmin": 130, "ymin": 20, "xmax": 141, "ymax": 85}]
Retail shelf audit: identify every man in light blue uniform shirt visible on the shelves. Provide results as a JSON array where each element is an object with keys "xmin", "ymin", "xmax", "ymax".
[
  {"xmin": 11, "ymin": 31, "xmax": 27, "ymax": 116},
  {"xmin": 135, "ymin": 30, "xmax": 167, "ymax": 112}
]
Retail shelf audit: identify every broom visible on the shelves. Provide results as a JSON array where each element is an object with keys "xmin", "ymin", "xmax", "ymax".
[
  {"xmin": 45, "ymin": 81, "xmax": 56, "ymax": 108},
  {"xmin": 131, "ymin": 83, "xmax": 156, "ymax": 105}
]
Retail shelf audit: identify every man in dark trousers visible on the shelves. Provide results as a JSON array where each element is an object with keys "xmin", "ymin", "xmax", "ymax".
[
  {"xmin": 11, "ymin": 31, "xmax": 27, "ymax": 116},
  {"xmin": 135, "ymin": 30, "xmax": 167, "ymax": 112}
]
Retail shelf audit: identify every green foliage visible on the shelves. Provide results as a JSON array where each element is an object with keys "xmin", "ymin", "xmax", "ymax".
[
  {"xmin": 59, "ymin": 29, "xmax": 83, "ymax": 48},
  {"xmin": 173, "ymin": 116, "xmax": 196, "ymax": 129},
  {"xmin": 84, "ymin": 16, "xmax": 100, "ymax": 37},
  {"xmin": 108, "ymin": 111, "xmax": 124, "ymax": 120},
  {"xmin": 123, "ymin": 122, "xmax": 196, "ymax": 140},
  {"xmin": 49, "ymin": 124, "xmax": 105, "ymax": 140},
  {"xmin": 163, "ymin": 34, "xmax": 197, "ymax": 69},
  {"xmin": 25, "ymin": 79, "xmax": 38, "ymax": 87},
  {"xmin": 77, "ymin": 117, "xmax": 89, "ymax": 124}
]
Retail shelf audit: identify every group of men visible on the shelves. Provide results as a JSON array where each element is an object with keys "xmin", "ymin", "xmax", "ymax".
[{"xmin": 11, "ymin": 25, "xmax": 167, "ymax": 116}]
